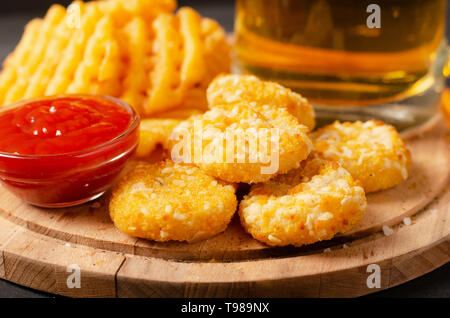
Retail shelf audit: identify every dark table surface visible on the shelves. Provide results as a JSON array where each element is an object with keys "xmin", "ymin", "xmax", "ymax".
[{"xmin": 0, "ymin": 0, "xmax": 448, "ymax": 298}]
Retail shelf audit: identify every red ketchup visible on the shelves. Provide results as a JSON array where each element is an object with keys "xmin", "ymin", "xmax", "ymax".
[{"xmin": 0, "ymin": 95, "xmax": 139, "ymax": 207}]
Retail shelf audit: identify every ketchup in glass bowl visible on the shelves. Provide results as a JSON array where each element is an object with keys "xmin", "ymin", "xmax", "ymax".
[{"xmin": 0, "ymin": 95, "xmax": 140, "ymax": 207}]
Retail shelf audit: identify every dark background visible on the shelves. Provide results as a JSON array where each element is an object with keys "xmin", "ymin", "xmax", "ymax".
[{"xmin": 0, "ymin": 0, "xmax": 448, "ymax": 298}]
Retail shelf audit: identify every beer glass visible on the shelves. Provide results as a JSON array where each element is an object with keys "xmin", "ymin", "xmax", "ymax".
[{"xmin": 234, "ymin": 0, "xmax": 448, "ymax": 130}]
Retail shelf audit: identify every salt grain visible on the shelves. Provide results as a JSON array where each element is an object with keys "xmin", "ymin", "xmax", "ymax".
[
  {"xmin": 323, "ymin": 248, "xmax": 331, "ymax": 253},
  {"xmin": 402, "ymin": 217, "xmax": 411, "ymax": 226},
  {"xmin": 173, "ymin": 212, "xmax": 186, "ymax": 221},
  {"xmin": 161, "ymin": 168, "xmax": 172, "ymax": 174},
  {"xmin": 268, "ymin": 234, "xmax": 281, "ymax": 244},
  {"xmin": 382, "ymin": 225, "xmax": 394, "ymax": 236}
]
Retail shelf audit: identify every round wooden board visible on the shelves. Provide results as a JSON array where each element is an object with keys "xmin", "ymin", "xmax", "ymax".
[{"xmin": 0, "ymin": 118, "xmax": 448, "ymax": 298}]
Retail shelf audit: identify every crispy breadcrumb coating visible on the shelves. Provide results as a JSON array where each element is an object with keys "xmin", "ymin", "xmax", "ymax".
[
  {"xmin": 109, "ymin": 160, "xmax": 237, "ymax": 242},
  {"xmin": 169, "ymin": 102, "xmax": 313, "ymax": 183},
  {"xmin": 207, "ymin": 74, "xmax": 315, "ymax": 131},
  {"xmin": 312, "ymin": 120, "xmax": 412, "ymax": 193},
  {"xmin": 239, "ymin": 155, "xmax": 367, "ymax": 247}
]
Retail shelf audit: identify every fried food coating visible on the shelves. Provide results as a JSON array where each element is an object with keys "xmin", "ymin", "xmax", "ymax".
[
  {"xmin": 239, "ymin": 155, "xmax": 367, "ymax": 247},
  {"xmin": 169, "ymin": 103, "xmax": 313, "ymax": 183},
  {"xmin": 312, "ymin": 120, "xmax": 412, "ymax": 193},
  {"xmin": 136, "ymin": 119, "xmax": 181, "ymax": 158},
  {"xmin": 109, "ymin": 160, "xmax": 237, "ymax": 243},
  {"xmin": 207, "ymin": 74, "xmax": 315, "ymax": 131}
]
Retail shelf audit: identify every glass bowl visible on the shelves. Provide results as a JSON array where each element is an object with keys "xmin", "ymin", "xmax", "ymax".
[{"xmin": 0, "ymin": 95, "xmax": 140, "ymax": 207}]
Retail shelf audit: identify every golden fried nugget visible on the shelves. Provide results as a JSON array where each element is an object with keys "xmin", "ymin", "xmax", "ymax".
[
  {"xmin": 136, "ymin": 119, "xmax": 181, "ymax": 158},
  {"xmin": 169, "ymin": 103, "xmax": 313, "ymax": 183},
  {"xmin": 239, "ymin": 155, "xmax": 367, "ymax": 247},
  {"xmin": 207, "ymin": 74, "xmax": 315, "ymax": 131},
  {"xmin": 312, "ymin": 120, "xmax": 412, "ymax": 193},
  {"xmin": 109, "ymin": 160, "xmax": 237, "ymax": 243}
]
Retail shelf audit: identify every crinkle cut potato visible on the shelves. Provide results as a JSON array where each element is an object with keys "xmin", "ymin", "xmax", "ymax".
[
  {"xmin": 136, "ymin": 118, "xmax": 181, "ymax": 158},
  {"xmin": 109, "ymin": 160, "xmax": 237, "ymax": 243},
  {"xmin": 0, "ymin": 0, "xmax": 231, "ymax": 117}
]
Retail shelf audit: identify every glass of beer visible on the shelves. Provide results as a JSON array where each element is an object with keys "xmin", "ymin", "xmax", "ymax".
[{"xmin": 234, "ymin": 0, "xmax": 448, "ymax": 130}]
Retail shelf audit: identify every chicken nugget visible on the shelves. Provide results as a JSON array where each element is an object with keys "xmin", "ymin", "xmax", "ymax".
[
  {"xmin": 239, "ymin": 155, "xmax": 367, "ymax": 247},
  {"xmin": 312, "ymin": 120, "xmax": 412, "ymax": 193},
  {"xmin": 169, "ymin": 103, "xmax": 313, "ymax": 183},
  {"xmin": 109, "ymin": 160, "xmax": 237, "ymax": 243},
  {"xmin": 207, "ymin": 74, "xmax": 315, "ymax": 131}
]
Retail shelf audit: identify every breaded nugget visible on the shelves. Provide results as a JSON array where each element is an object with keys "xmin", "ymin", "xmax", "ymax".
[
  {"xmin": 239, "ymin": 155, "xmax": 367, "ymax": 247},
  {"xmin": 136, "ymin": 119, "xmax": 181, "ymax": 158},
  {"xmin": 109, "ymin": 160, "xmax": 237, "ymax": 243},
  {"xmin": 207, "ymin": 74, "xmax": 315, "ymax": 131},
  {"xmin": 169, "ymin": 103, "xmax": 313, "ymax": 183},
  {"xmin": 312, "ymin": 120, "xmax": 412, "ymax": 193}
]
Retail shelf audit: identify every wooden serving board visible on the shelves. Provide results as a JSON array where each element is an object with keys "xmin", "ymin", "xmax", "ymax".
[{"xmin": 0, "ymin": 117, "xmax": 448, "ymax": 297}]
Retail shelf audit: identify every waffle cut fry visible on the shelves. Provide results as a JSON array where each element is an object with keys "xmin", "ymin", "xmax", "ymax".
[
  {"xmin": 137, "ymin": 118, "xmax": 181, "ymax": 158},
  {"xmin": 0, "ymin": 0, "xmax": 231, "ymax": 117}
]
